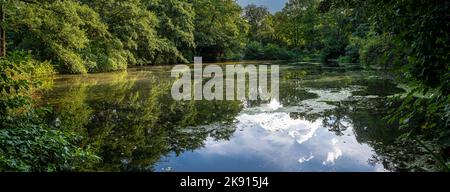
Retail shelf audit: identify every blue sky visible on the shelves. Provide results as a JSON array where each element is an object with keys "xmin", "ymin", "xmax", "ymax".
[{"xmin": 236, "ymin": 0, "xmax": 288, "ymax": 13}]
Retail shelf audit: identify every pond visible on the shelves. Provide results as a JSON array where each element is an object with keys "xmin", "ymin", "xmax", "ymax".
[{"xmin": 39, "ymin": 61, "xmax": 406, "ymax": 172}]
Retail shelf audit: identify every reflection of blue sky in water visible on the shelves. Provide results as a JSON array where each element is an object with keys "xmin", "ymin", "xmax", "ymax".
[{"xmin": 156, "ymin": 91, "xmax": 386, "ymax": 172}]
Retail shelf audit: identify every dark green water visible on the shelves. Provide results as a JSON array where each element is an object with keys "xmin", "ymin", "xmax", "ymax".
[{"xmin": 39, "ymin": 61, "xmax": 405, "ymax": 172}]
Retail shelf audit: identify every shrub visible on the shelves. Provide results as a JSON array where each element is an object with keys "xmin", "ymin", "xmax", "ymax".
[
  {"xmin": 244, "ymin": 41, "xmax": 296, "ymax": 60},
  {"xmin": 0, "ymin": 51, "xmax": 99, "ymax": 172},
  {"xmin": 244, "ymin": 41, "xmax": 265, "ymax": 60},
  {"xmin": 359, "ymin": 36, "xmax": 399, "ymax": 69},
  {"xmin": 344, "ymin": 43, "xmax": 360, "ymax": 63},
  {"xmin": 337, "ymin": 56, "xmax": 352, "ymax": 64},
  {"xmin": 319, "ymin": 29, "xmax": 348, "ymax": 63},
  {"xmin": 0, "ymin": 117, "xmax": 99, "ymax": 172},
  {"xmin": 31, "ymin": 61, "xmax": 55, "ymax": 77},
  {"xmin": 263, "ymin": 43, "xmax": 281, "ymax": 59}
]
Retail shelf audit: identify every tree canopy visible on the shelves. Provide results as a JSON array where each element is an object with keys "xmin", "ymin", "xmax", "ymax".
[{"xmin": 1, "ymin": 0, "xmax": 248, "ymax": 73}]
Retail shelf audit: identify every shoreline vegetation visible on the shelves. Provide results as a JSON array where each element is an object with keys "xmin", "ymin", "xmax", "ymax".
[{"xmin": 1, "ymin": 0, "xmax": 449, "ymax": 172}]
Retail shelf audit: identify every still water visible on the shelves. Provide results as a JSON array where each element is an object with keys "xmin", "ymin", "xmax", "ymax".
[{"xmin": 40, "ymin": 61, "xmax": 405, "ymax": 172}]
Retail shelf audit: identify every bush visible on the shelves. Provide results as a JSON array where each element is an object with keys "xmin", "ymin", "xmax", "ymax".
[
  {"xmin": 319, "ymin": 29, "xmax": 348, "ymax": 63},
  {"xmin": 222, "ymin": 51, "xmax": 244, "ymax": 61},
  {"xmin": 360, "ymin": 37, "xmax": 384, "ymax": 67},
  {"xmin": 31, "ymin": 61, "xmax": 55, "ymax": 77},
  {"xmin": 344, "ymin": 43, "xmax": 360, "ymax": 63},
  {"xmin": 263, "ymin": 43, "xmax": 281, "ymax": 59},
  {"xmin": 244, "ymin": 41, "xmax": 265, "ymax": 60},
  {"xmin": 359, "ymin": 36, "xmax": 399, "ymax": 69},
  {"xmin": 0, "ymin": 118, "xmax": 99, "ymax": 172},
  {"xmin": 0, "ymin": 51, "xmax": 99, "ymax": 172},
  {"xmin": 337, "ymin": 56, "xmax": 352, "ymax": 64},
  {"xmin": 244, "ymin": 41, "xmax": 296, "ymax": 60}
]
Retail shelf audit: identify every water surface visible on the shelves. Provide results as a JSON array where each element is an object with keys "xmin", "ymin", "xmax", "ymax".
[{"xmin": 40, "ymin": 61, "xmax": 405, "ymax": 172}]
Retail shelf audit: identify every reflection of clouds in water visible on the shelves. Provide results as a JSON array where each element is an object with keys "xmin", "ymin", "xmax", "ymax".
[
  {"xmin": 298, "ymin": 153, "xmax": 315, "ymax": 163},
  {"xmin": 238, "ymin": 112, "xmax": 321, "ymax": 144},
  {"xmin": 197, "ymin": 109, "xmax": 383, "ymax": 171},
  {"xmin": 174, "ymin": 98, "xmax": 384, "ymax": 171},
  {"xmin": 323, "ymin": 138, "xmax": 343, "ymax": 165},
  {"xmin": 265, "ymin": 99, "xmax": 283, "ymax": 111},
  {"xmin": 203, "ymin": 113, "xmax": 298, "ymax": 156},
  {"xmin": 201, "ymin": 120, "xmax": 299, "ymax": 171},
  {"xmin": 240, "ymin": 100, "xmax": 319, "ymax": 145}
]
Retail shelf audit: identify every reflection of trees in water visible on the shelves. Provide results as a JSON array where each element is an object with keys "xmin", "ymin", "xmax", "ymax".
[
  {"xmin": 46, "ymin": 76, "xmax": 97, "ymax": 137},
  {"xmin": 279, "ymin": 80, "xmax": 319, "ymax": 106},
  {"xmin": 288, "ymin": 96, "xmax": 420, "ymax": 171},
  {"xmin": 367, "ymin": 139, "xmax": 439, "ymax": 171},
  {"xmin": 352, "ymin": 78, "xmax": 405, "ymax": 97},
  {"xmin": 288, "ymin": 112, "xmax": 321, "ymax": 124},
  {"xmin": 46, "ymin": 74, "xmax": 243, "ymax": 171},
  {"xmin": 321, "ymin": 102, "xmax": 351, "ymax": 136},
  {"xmin": 281, "ymin": 69, "xmax": 426, "ymax": 171},
  {"xmin": 324, "ymin": 98, "xmax": 439, "ymax": 171},
  {"xmin": 45, "ymin": 69, "xmax": 418, "ymax": 171}
]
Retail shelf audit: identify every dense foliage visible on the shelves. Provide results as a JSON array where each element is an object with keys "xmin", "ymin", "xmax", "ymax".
[
  {"xmin": 0, "ymin": 0, "xmax": 448, "ymax": 171},
  {"xmin": 316, "ymin": 0, "xmax": 449, "ymax": 171},
  {"xmin": 1, "ymin": 0, "xmax": 247, "ymax": 73},
  {"xmin": 0, "ymin": 52, "xmax": 98, "ymax": 171}
]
